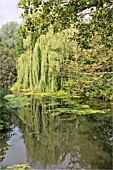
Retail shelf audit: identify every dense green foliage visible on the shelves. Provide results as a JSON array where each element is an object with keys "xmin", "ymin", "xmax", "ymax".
[
  {"xmin": 12, "ymin": 26, "xmax": 74, "ymax": 92},
  {"xmin": 0, "ymin": 22, "xmax": 20, "ymax": 89},
  {"xmin": 12, "ymin": 0, "xmax": 113, "ymax": 100},
  {"xmin": 0, "ymin": 22, "xmax": 19, "ymax": 48},
  {"xmin": 0, "ymin": 46, "xmax": 17, "ymax": 89}
]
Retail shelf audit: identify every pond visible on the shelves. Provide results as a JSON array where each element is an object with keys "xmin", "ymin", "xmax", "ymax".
[{"xmin": 0, "ymin": 94, "xmax": 112, "ymax": 169}]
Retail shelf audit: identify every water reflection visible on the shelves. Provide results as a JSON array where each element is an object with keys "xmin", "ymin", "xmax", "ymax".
[
  {"xmin": 16, "ymin": 96, "xmax": 112, "ymax": 169},
  {"xmin": 0, "ymin": 92, "xmax": 12, "ymax": 131},
  {"xmin": 0, "ymin": 96, "xmax": 112, "ymax": 169},
  {"xmin": 0, "ymin": 132, "xmax": 9, "ymax": 163},
  {"xmin": 0, "ymin": 91, "xmax": 13, "ymax": 164},
  {"xmin": 0, "ymin": 127, "xmax": 27, "ymax": 166}
]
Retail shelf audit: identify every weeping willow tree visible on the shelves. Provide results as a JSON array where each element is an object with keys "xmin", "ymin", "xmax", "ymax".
[
  {"xmin": 12, "ymin": 0, "xmax": 113, "ymax": 100},
  {"xmin": 12, "ymin": 25, "xmax": 75, "ymax": 92}
]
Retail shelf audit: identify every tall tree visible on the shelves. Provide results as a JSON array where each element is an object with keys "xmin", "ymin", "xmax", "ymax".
[
  {"xmin": 0, "ymin": 22, "xmax": 19, "ymax": 48},
  {"xmin": 15, "ymin": 0, "xmax": 113, "ymax": 100},
  {"xmin": 0, "ymin": 22, "xmax": 20, "ymax": 89}
]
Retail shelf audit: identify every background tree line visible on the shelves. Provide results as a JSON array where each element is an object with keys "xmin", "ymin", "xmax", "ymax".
[{"xmin": 0, "ymin": 22, "xmax": 24, "ymax": 89}]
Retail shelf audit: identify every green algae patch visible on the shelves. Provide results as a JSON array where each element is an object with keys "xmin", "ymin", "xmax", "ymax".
[
  {"xmin": 54, "ymin": 107, "xmax": 72, "ymax": 113},
  {"xmin": 5, "ymin": 96, "xmax": 31, "ymax": 109},
  {"xmin": 71, "ymin": 95, "xmax": 81, "ymax": 99},
  {"xmin": 69, "ymin": 109, "xmax": 106, "ymax": 115},
  {"xmin": 48, "ymin": 111, "xmax": 61, "ymax": 117},
  {"xmin": 8, "ymin": 90, "xmax": 80, "ymax": 100},
  {"xmin": 48, "ymin": 102, "xmax": 60, "ymax": 106},
  {"xmin": 56, "ymin": 91, "xmax": 69, "ymax": 96},
  {"xmin": 47, "ymin": 101, "xmax": 107, "ymax": 117},
  {"xmin": 4, "ymin": 92, "xmax": 110, "ymax": 116},
  {"xmin": 20, "ymin": 91, "xmax": 34, "ymax": 96},
  {"xmin": 33, "ymin": 92, "xmax": 54, "ymax": 97},
  {"xmin": 20, "ymin": 91, "xmax": 70, "ymax": 98},
  {"xmin": 6, "ymin": 164, "xmax": 35, "ymax": 170},
  {"xmin": 55, "ymin": 108, "xmax": 105, "ymax": 115},
  {"xmin": 81, "ymin": 105, "xmax": 90, "ymax": 109},
  {"xmin": 4, "ymin": 94, "xmax": 16, "ymax": 98}
]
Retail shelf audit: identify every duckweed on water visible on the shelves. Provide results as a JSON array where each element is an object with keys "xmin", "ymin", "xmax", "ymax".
[
  {"xmin": 48, "ymin": 106, "xmax": 106, "ymax": 117},
  {"xmin": 4, "ymin": 95, "xmax": 31, "ymax": 108},
  {"xmin": 6, "ymin": 164, "xmax": 35, "ymax": 170},
  {"xmin": 3, "ymin": 93, "xmax": 110, "ymax": 116}
]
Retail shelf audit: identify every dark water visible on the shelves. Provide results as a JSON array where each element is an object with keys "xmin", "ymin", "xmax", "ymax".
[{"xmin": 0, "ymin": 95, "xmax": 112, "ymax": 169}]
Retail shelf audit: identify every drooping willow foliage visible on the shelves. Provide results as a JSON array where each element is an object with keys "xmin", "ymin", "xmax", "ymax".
[
  {"xmin": 12, "ymin": 26, "xmax": 75, "ymax": 92},
  {"xmin": 12, "ymin": 0, "xmax": 113, "ymax": 100}
]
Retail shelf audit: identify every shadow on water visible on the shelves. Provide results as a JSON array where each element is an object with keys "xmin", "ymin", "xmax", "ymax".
[
  {"xmin": 0, "ymin": 91, "xmax": 13, "ymax": 166},
  {"xmin": 0, "ymin": 94, "xmax": 112, "ymax": 169}
]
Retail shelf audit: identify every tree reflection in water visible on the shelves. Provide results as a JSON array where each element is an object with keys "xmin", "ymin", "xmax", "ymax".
[
  {"xmin": 0, "ymin": 132, "xmax": 9, "ymax": 163},
  {"xmin": 16, "ymin": 96, "xmax": 112, "ymax": 169},
  {"xmin": 0, "ymin": 92, "xmax": 13, "ymax": 164}
]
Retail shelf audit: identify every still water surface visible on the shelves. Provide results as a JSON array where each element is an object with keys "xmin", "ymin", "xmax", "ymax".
[{"xmin": 0, "ymin": 95, "xmax": 112, "ymax": 169}]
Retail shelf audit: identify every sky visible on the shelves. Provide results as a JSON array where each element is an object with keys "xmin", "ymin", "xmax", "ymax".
[{"xmin": 0, "ymin": 0, "xmax": 23, "ymax": 27}]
